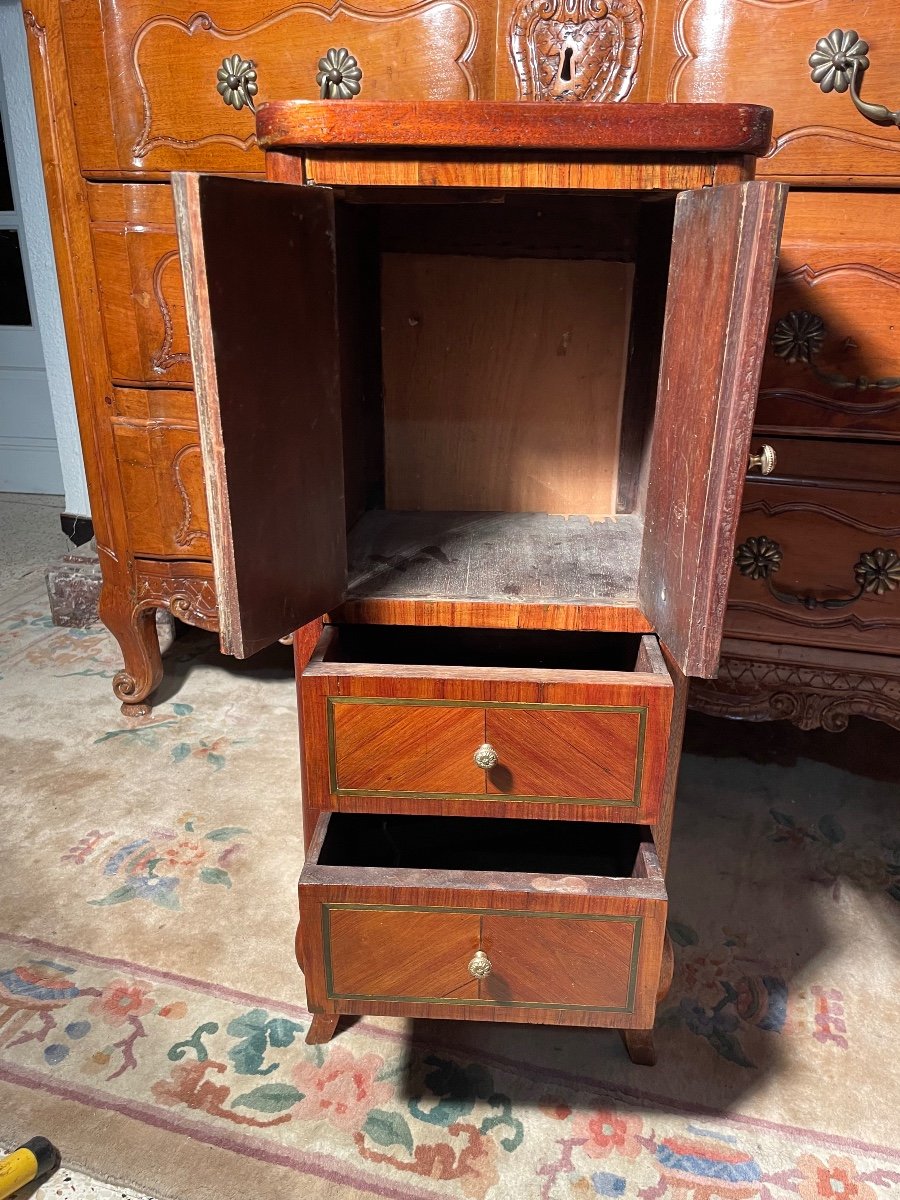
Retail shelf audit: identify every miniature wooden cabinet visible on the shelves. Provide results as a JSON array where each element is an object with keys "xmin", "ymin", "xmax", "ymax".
[{"xmin": 171, "ymin": 100, "xmax": 784, "ymax": 1062}]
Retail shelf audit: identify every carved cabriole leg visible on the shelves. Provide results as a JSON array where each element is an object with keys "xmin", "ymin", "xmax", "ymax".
[
  {"xmin": 305, "ymin": 1014, "xmax": 340, "ymax": 1045},
  {"xmin": 620, "ymin": 933, "xmax": 674, "ymax": 1066},
  {"xmin": 102, "ymin": 563, "xmax": 219, "ymax": 717},
  {"xmin": 100, "ymin": 585, "xmax": 163, "ymax": 718}
]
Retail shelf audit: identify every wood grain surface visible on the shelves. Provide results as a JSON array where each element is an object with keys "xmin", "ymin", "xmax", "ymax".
[
  {"xmin": 639, "ymin": 180, "xmax": 786, "ymax": 678},
  {"xmin": 258, "ymin": 100, "xmax": 773, "ymax": 155},
  {"xmin": 381, "ymin": 253, "xmax": 632, "ymax": 515},
  {"xmin": 173, "ymin": 174, "xmax": 346, "ymax": 657},
  {"xmin": 756, "ymin": 192, "xmax": 900, "ymax": 441}
]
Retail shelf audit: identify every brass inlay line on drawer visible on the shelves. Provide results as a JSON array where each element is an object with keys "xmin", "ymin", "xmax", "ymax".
[
  {"xmin": 322, "ymin": 902, "xmax": 643, "ymax": 1013},
  {"xmin": 325, "ymin": 695, "xmax": 648, "ymax": 807}
]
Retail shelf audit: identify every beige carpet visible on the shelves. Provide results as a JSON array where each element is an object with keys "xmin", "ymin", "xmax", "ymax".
[{"xmin": 0, "ymin": 574, "xmax": 898, "ymax": 1200}]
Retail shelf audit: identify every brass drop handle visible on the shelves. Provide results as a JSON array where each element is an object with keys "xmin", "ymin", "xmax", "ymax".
[
  {"xmin": 747, "ymin": 445, "xmax": 776, "ymax": 475},
  {"xmin": 468, "ymin": 950, "xmax": 492, "ymax": 979},
  {"xmin": 809, "ymin": 30, "xmax": 900, "ymax": 128},
  {"xmin": 317, "ymin": 48, "xmax": 363, "ymax": 99},
  {"xmin": 216, "ymin": 55, "xmax": 259, "ymax": 112},
  {"xmin": 474, "ymin": 743, "xmax": 499, "ymax": 770},
  {"xmin": 735, "ymin": 538, "xmax": 900, "ymax": 608}
]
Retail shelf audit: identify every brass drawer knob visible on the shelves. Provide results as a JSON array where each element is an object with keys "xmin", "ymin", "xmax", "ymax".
[
  {"xmin": 473, "ymin": 743, "xmax": 498, "ymax": 770},
  {"xmin": 468, "ymin": 950, "xmax": 492, "ymax": 979},
  {"xmin": 747, "ymin": 445, "xmax": 776, "ymax": 475}
]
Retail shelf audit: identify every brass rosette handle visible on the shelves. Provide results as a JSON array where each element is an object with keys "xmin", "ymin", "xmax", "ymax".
[
  {"xmin": 734, "ymin": 537, "xmax": 900, "ymax": 610},
  {"xmin": 809, "ymin": 30, "xmax": 900, "ymax": 128},
  {"xmin": 217, "ymin": 55, "xmax": 259, "ymax": 113},
  {"xmin": 772, "ymin": 310, "xmax": 900, "ymax": 393},
  {"xmin": 317, "ymin": 48, "xmax": 363, "ymax": 99}
]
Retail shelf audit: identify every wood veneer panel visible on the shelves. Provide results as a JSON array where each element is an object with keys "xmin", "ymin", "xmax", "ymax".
[
  {"xmin": 258, "ymin": 101, "xmax": 773, "ymax": 155},
  {"xmin": 326, "ymin": 908, "xmax": 480, "ymax": 1001},
  {"xmin": 481, "ymin": 913, "xmax": 638, "ymax": 1009},
  {"xmin": 302, "ymin": 153, "xmax": 749, "ymax": 192},
  {"xmin": 639, "ymin": 180, "xmax": 786, "ymax": 678},
  {"xmin": 173, "ymin": 174, "xmax": 346, "ymax": 658},
  {"xmin": 382, "ymin": 254, "xmax": 632, "ymax": 514},
  {"xmin": 484, "ymin": 707, "xmax": 641, "ymax": 802},
  {"xmin": 331, "ymin": 700, "xmax": 485, "ymax": 795}
]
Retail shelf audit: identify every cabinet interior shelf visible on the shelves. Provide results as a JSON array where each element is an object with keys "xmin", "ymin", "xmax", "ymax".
[{"xmin": 345, "ymin": 509, "xmax": 643, "ymax": 605}]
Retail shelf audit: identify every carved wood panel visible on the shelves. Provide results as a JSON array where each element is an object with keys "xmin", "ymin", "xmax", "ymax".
[
  {"xmin": 652, "ymin": 0, "xmax": 900, "ymax": 183},
  {"xmin": 61, "ymin": 0, "xmax": 485, "ymax": 174},
  {"xmin": 132, "ymin": 560, "xmax": 219, "ymax": 630},
  {"xmin": 690, "ymin": 643, "xmax": 900, "ymax": 732},
  {"xmin": 89, "ymin": 182, "xmax": 193, "ymax": 387},
  {"xmin": 508, "ymin": 0, "xmax": 643, "ymax": 102},
  {"xmin": 756, "ymin": 192, "xmax": 900, "ymax": 439},
  {"xmin": 725, "ymin": 449, "xmax": 900, "ymax": 655},
  {"xmin": 112, "ymin": 403, "xmax": 211, "ymax": 559}
]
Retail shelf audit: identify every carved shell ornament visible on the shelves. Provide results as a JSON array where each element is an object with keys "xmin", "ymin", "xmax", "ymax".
[
  {"xmin": 510, "ymin": 0, "xmax": 643, "ymax": 103},
  {"xmin": 216, "ymin": 55, "xmax": 258, "ymax": 112},
  {"xmin": 317, "ymin": 48, "xmax": 363, "ymax": 99}
]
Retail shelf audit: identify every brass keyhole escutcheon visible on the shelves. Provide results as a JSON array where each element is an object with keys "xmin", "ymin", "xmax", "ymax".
[
  {"xmin": 468, "ymin": 950, "xmax": 492, "ymax": 979},
  {"xmin": 748, "ymin": 444, "xmax": 776, "ymax": 475},
  {"xmin": 474, "ymin": 743, "xmax": 498, "ymax": 770}
]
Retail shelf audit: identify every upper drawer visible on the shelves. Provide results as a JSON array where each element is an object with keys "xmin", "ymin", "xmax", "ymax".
[
  {"xmin": 649, "ymin": 0, "xmax": 900, "ymax": 184},
  {"xmin": 300, "ymin": 626, "xmax": 674, "ymax": 823},
  {"xmin": 89, "ymin": 183, "xmax": 192, "ymax": 388},
  {"xmin": 756, "ymin": 192, "xmax": 900, "ymax": 441},
  {"xmin": 62, "ymin": 0, "xmax": 489, "ymax": 175}
]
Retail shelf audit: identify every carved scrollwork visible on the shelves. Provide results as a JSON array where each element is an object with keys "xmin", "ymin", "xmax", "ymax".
[
  {"xmin": 690, "ymin": 655, "xmax": 900, "ymax": 732},
  {"xmin": 150, "ymin": 250, "xmax": 192, "ymax": 377},
  {"xmin": 509, "ymin": 0, "xmax": 643, "ymax": 102},
  {"xmin": 132, "ymin": 565, "xmax": 219, "ymax": 631}
]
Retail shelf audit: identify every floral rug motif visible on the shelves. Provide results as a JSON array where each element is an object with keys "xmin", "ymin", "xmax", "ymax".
[{"xmin": 0, "ymin": 577, "xmax": 898, "ymax": 1199}]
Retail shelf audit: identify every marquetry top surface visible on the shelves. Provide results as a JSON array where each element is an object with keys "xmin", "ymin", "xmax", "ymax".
[{"xmin": 256, "ymin": 102, "xmax": 773, "ymax": 158}]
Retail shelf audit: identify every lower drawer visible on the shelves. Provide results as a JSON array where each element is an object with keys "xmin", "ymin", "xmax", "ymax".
[
  {"xmin": 300, "ymin": 626, "xmax": 673, "ymax": 824},
  {"xmin": 298, "ymin": 812, "xmax": 667, "ymax": 1028}
]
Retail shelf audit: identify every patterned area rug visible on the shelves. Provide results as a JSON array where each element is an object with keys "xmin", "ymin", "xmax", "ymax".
[{"xmin": 0, "ymin": 575, "xmax": 898, "ymax": 1200}]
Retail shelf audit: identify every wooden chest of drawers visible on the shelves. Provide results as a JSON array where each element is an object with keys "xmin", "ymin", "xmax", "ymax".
[{"xmin": 23, "ymin": 0, "xmax": 900, "ymax": 733}]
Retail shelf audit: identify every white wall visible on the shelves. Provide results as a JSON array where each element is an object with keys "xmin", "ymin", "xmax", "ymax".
[{"xmin": 0, "ymin": 0, "xmax": 90, "ymax": 514}]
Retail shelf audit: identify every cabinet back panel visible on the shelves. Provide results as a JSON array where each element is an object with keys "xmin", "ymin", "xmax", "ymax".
[{"xmin": 381, "ymin": 254, "xmax": 633, "ymax": 515}]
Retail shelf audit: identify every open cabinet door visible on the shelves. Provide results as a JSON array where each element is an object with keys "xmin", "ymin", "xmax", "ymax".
[
  {"xmin": 639, "ymin": 180, "xmax": 786, "ymax": 678},
  {"xmin": 173, "ymin": 175, "xmax": 346, "ymax": 658}
]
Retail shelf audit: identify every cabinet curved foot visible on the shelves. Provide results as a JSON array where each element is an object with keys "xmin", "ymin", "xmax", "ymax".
[
  {"xmin": 620, "ymin": 1027, "xmax": 656, "ymax": 1066},
  {"xmin": 101, "ymin": 595, "xmax": 163, "ymax": 717},
  {"xmin": 306, "ymin": 1014, "xmax": 339, "ymax": 1045}
]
